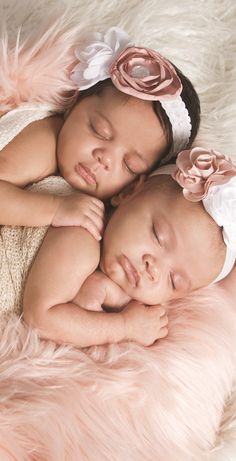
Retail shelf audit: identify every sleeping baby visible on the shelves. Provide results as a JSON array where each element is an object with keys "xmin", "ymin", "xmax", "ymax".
[{"xmin": 22, "ymin": 147, "xmax": 236, "ymax": 348}]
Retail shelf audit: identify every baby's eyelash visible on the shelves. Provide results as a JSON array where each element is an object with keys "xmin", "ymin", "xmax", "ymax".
[
  {"xmin": 170, "ymin": 272, "xmax": 176, "ymax": 291},
  {"xmin": 124, "ymin": 161, "xmax": 136, "ymax": 175},
  {"xmin": 152, "ymin": 224, "xmax": 160, "ymax": 244},
  {"xmin": 89, "ymin": 121, "xmax": 107, "ymax": 139},
  {"xmin": 89, "ymin": 121, "xmax": 98, "ymax": 135}
]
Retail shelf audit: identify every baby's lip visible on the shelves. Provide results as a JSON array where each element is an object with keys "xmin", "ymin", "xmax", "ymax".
[
  {"xmin": 75, "ymin": 163, "xmax": 97, "ymax": 186},
  {"xmin": 119, "ymin": 255, "xmax": 140, "ymax": 288}
]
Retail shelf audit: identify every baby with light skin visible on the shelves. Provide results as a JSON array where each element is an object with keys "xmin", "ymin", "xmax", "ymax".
[
  {"xmin": 23, "ymin": 148, "xmax": 236, "ymax": 349},
  {"xmin": 72, "ymin": 147, "xmax": 236, "ymax": 308}
]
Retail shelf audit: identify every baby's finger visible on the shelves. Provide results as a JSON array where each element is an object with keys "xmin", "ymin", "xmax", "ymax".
[
  {"xmin": 89, "ymin": 197, "xmax": 105, "ymax": 211},
  {"xmin": 158, "ymin": 327, "xmax": 168, "ymax": 339},
  {"xmin": 88, "ymin": 204, "xmax": 105, "ymax": 220},
  {"xmin": 160, "ymin": 315, "xmax": 168, "ymax": 327},
  {"xmin": 86, "ymin": 209, "xmax": 104, "ymax": 232},
  {"xmin": 89, "ymin": 204, "xmax": 105, "ymax": 221},
  {"xmin": 81, "ymin": 300, "xmax": 103, "ymax": 311},
  {"xmin": 158, "ymin": 307, "xmax": 166, "ymax": 317},
  {"xmin": 149, "ymin": 306, "xmax": 166, "ymax": 317},
  {"xmin": 81, "ymin": 218, "xmax": 102, "ymax": 241}
]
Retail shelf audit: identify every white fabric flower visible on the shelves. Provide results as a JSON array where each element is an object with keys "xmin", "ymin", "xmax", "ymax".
[
  {"xmin": 203, "ymin": 175, "xmax": 236, "ymax": 249},
  {"xmin": 71, "ymin": 27, "xmax": 132, "ymax": 89}
]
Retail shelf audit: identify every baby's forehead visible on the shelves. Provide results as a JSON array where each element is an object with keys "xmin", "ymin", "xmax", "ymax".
[
  {"xmin": 130, "ymin": 175, "xmax": 190, "ymax": 227},
  {"xmin": 144, "ymin": 173, "xmax": 181, "ymax": 198}
]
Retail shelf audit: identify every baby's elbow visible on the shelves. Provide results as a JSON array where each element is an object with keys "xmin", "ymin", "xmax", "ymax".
[
  {"xmin": 23, "ymin": 297, "xmax": 49, "ymax": 335},
  {"xmin": 23, "ymin": 304, "xmax": 37, "ymax": 328}
]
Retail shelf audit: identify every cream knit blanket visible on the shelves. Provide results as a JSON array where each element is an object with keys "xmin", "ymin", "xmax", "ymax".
[
  {"xmin": 0, "ymin": 103, "xmax": 61, "ymax": 320},
  {"xmin": 0, "ymin": 176, "xmax": 74, "ymax": 321},
  {"xmin": 0, "ymin": 103, "xmax": 54, "ymax": 150}
]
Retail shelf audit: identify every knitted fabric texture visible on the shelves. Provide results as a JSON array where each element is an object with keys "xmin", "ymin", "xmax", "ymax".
[
  {"xmin": 0, "ymin": 103, "xmax": 53, "ymax": 150},
  {"xmin": 0, "ymin": 103, "xmax": 74, "ymax": 320},
  {"xmin": 0, "ymin": 176, "xmax": 74, "ymax": 321}
]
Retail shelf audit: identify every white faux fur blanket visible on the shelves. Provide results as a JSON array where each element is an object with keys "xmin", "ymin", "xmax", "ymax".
[{"xmin": 0, "ymin": 1, "xmax": 236, "ymax": 460}]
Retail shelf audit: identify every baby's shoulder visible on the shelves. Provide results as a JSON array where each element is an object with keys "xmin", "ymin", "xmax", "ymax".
[
  {"xmin": 25, "ymin": 114, "xmax": 64, "ymax": 139},
  {"xmin": 0, "ymin": 115, "xmax": 64, "ymax": 185},
  {"xmin": 14, "ymin": 114, "xmax": 63, "ymax": 157}
]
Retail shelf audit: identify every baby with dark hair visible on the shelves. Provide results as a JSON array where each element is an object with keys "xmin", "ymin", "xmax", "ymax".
[{"xmin": 0, "ymin": 27, "xmax": 200, "ymax": 239}]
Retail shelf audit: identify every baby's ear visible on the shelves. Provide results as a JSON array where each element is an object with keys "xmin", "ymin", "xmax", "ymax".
[{"xmin": 111, "ymin": 174, "xmax": 147, "ymax": 207}]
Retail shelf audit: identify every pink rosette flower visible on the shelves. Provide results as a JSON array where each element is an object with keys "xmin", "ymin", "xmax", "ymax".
[
  {"xmin": 172, "ymin": 147, "xmax": 236, "ymax": 201},
  {"xmin": 110, "ymin": 46, "xmax": 182, "ymax": 101}
]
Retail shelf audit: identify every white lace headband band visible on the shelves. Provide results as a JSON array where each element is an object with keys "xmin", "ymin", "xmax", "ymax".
[
  {"xmin": 211, "ymin": 246, "xmax": 236, "ymax": 284},
  {"xmin": 159, "ymin": 98, "xmax": 192, "ymax": 164},
  {"xmin": 70, "ymin": 27, "xmax": 192, "ymax": 161},
  {"xmin": 150, "ymin": 147, "xmax": 236, "ymax": 284}
]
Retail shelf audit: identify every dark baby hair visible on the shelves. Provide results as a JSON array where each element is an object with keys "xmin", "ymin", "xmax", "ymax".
[{"xmin": 75, "ymin": 65, "xmax": 200, "ymax": 166}]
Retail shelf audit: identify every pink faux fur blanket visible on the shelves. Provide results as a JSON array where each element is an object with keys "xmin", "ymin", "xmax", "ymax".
[
  {"xmin": 0, "ymin": 17, "xmax": 78, "ymax": 113},
  {"xmin": 1, "ymin": 18, "xmax": 236, "ymax": 461},
  {"xmin": 0, "ymin": 287, "xmax": 236, "ymax": 461}
]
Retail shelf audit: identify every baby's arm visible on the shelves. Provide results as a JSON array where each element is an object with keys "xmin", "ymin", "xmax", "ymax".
[
  {"xmin": 23, "ymin": 227, "xmax": 168, "ymax": 348},
  {"xmin": 74, "ymin": 270, "xmax": 131, "ymax": 312},
  {"xmin": 0, "ymin": 116, "xmax": 62, "ymax": 225},
  {"xmin": 0, "ymin": 117, "xmax": 103, "ymax": 238}
]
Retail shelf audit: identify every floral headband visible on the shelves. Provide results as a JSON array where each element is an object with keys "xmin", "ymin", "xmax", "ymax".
[
  {"xmin": 71, "ymin": 27, "xmax": 192, "ymax": 162},
  {"xmin": 151, "ymin": 147, "xmax": 236, "ymax": 283}
]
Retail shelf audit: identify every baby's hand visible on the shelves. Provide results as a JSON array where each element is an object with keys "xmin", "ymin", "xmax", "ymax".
[
  {"xmin": 74, "ymin": 272, "xmax": 106, "ymax": 311},
  {"xmin": 52, "ymin": 192, "xmax": 105, "ymax": 240},
  {"xmin": 123, "ymin": 301, "xmax": 168, "ymax": 346}
]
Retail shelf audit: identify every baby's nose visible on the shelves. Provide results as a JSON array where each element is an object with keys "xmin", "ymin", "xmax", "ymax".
[
  {"xmin": 93, "ymin": 149, "xmax": 111, "ymax": 171},
  {"xmin": 143, "ymin": 254, "xmax": 159, "ymax": 282}
]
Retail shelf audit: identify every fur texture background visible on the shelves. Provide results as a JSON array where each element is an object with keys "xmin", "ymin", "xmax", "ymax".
[
  {"xmin": 0, "ymin": 1, "xmax": 236, "ymax": 460},
  {"xmin": 1, "ymin": 0, "xmax": 236, "ymax": 155},
  {"xmin": 0, "ymin": 288, "xmax": 236, "ymax": 461}
]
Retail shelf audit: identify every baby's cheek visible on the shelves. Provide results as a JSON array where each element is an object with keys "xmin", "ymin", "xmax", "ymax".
[{"xmin": 134, "ymin": 286, "xmax": 160, "ymax": 306}]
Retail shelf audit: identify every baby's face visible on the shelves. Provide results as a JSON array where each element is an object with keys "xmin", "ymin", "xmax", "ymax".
[
  {"xmin": 100, "ymin": 176, "xmax": 226, "ymax": 304},
  {"xmin": 56, "ymin": 86, "xmax": 167, "ymax": 199}
]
